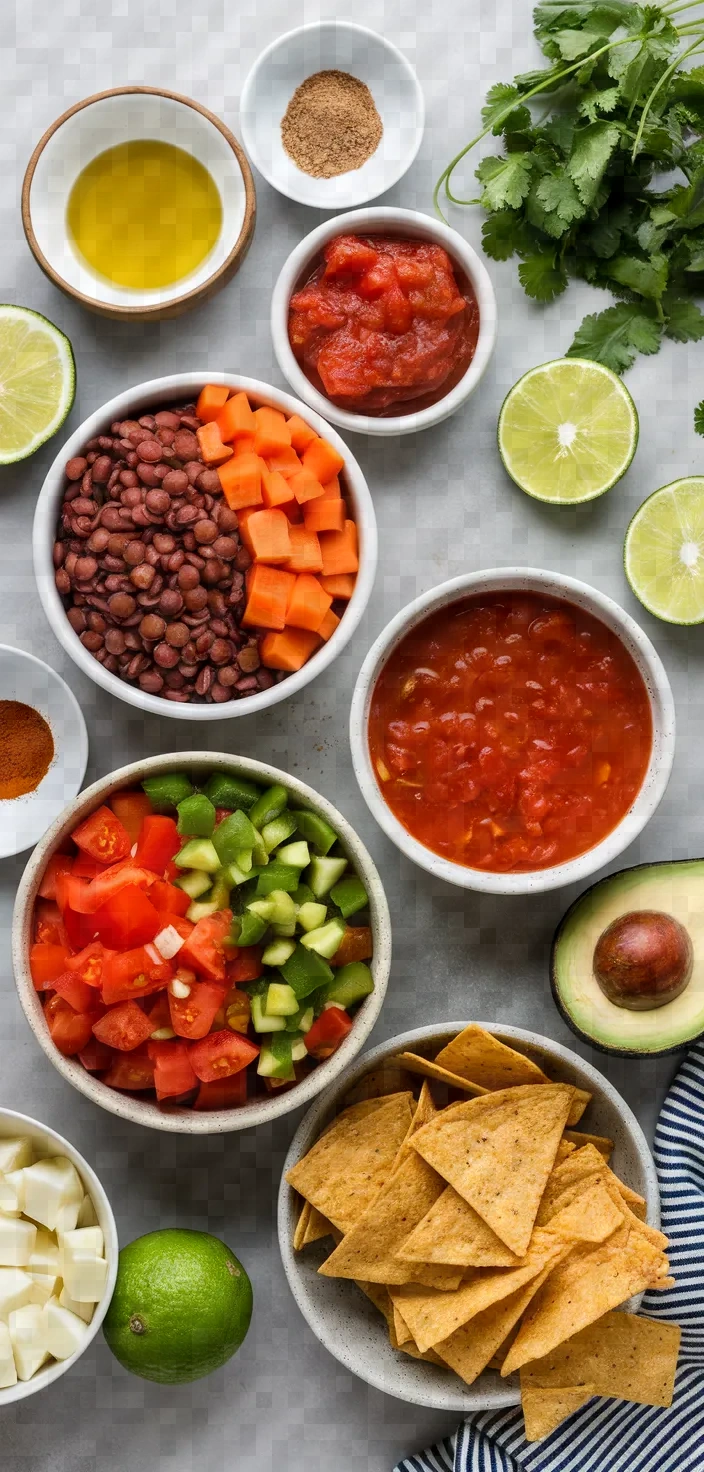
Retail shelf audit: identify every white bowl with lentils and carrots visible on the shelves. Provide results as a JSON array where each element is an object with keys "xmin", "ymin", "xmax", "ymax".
[{"xmin": 32, "ymin": 374, "xmax": 377, "ymax": 720}]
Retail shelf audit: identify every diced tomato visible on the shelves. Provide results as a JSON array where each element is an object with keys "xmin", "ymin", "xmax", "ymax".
[
  {"xmin": 55, "ymin": 870, "xmax": 89, "ymax": 915},
  {"xmin": 179, "ymin": 910, "xmax": 233, "ymax": 982},
  {"xmin": 103, "ymin": 1054, "xmax": 156, "ymax": 1091},
  {"xmin": 168, "ymin": 980, "xmax": 227, "ymax": 1041},
  {"xmin": 101, "ymin": 947, "xmax": 172, "ymax": 1006},
  {"xmin": 78, "ymin": 1037, "xmax": 115, "ymax": 1072},
  {"xmin": 156, "ymin": 914, "xmax": 194, "ymax": 943},
  {"xmin": 164, "ymin": 859, "xmax": 180, "ymax": 883},
  {"xmin": 145, "ymin": 991, "xmax": 171, "ymax": 1031},
  {"xmin": 67, "ymin": 863, "xmax": 156, "ymax": 915},
  {"xmin": 194, "ymin": 1071, "xmax": 247, "ymax": 1110},
  {"xmin": 214, "ymin": 807, "xmax": 232, "ymax": 825},
  {"xmin": 62, "ymin": 905, "xmax": 99, "ymax": 953},
  {"xmin": 134, "ymin": 815, "xmax": 181, "ymax": 875},
  {"xmin": 29, "ymin": 942, "xmax": 70, "ymax": 990},
  {"xmin": 303, "ymin": 1005, "xmax": 353, "ymax": 1058},
  {"xmin": 53, "ymin": 971, "xmax": 99, "ymax": 1014},
  {"xmin": 71, "ymin": 806, "xmax": 132, "ymax": 864},
  {"xmin": 225, "ymin": 945, "xmax": 263, "ymax": 985},
  {"xmin": 92, "ymin": 1001, "xmax": 154, "ymax": 1052},
  {"xmin": 71, "ymin": 853, "xmax": 109, "ymax": 880},
  {"xmin": 66, "ymin": 941, "xmax": 110, "ymax": 988},
  {"xmin": 149, "ymin": 880, "xmax": 191, "ymax": 917},
  {"xmin": 38, "ymin": 853, "xmax": 74, "ymax": 901},
  {"xmin": 109, "ymin": 789, "xmax": 153, "ymax": 843},
  {"xmin": 93, "ymin": 886, "xmax": 161, "ymax": 950},
  {"xmin": 45, "ymin": 995, "xmax": 97, "ymax": 1056},
  {"xmin": 147, "ymin": 1039, "xmax": 198, "ymax": 1101},
  {"xmin": 189, "ymin": 1029, "xmax": 259, "ymax": 1083},
  {"xmin": 331, "ymin": 926, "xmax": 373, "ymax": 966},
  {"xmin": 222, "ymin": 987, "xmax": 251, "ymax": 1034},
  {"xmin": 33, "ymin": 901, "xmax": 66, "ymax": 945}
]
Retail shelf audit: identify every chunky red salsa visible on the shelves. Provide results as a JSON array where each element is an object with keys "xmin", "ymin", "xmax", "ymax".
[
  {"xmin": 368, "ymin": 593, "xmax": 653, "ymax": 873},
  {"xmin": 288, "ymin": 234, "xmax": 479, "ymax": 415}
]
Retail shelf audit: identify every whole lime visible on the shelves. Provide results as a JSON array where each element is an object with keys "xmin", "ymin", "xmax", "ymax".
[{"xmin": 103, "ymin": 1228, "xmax": 253, "ymax": 1384}]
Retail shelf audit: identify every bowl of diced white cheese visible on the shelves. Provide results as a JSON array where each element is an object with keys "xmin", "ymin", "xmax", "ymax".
[{"xmin": 0, "ymin": 1108, "xmax": 117, "ymax": 1401}]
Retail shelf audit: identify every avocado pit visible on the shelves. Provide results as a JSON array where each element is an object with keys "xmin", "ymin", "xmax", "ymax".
[{"xmin": 593, "ymin": 909, "xmax": 693, "ymax": 1011}]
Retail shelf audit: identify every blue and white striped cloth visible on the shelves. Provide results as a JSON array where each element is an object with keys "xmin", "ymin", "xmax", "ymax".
[{"xmin": 396, "ymin": 1040, "xmax": 704, "ymax": 1472}]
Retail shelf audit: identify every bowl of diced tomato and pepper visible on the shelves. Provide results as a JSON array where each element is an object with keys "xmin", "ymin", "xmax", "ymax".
[{"xmin": 12, "ymin": 755, "xmax": 391, "ymax": 1133}]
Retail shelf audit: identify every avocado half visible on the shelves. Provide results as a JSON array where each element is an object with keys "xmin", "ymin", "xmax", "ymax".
[{"xmin": 551, "ymin": 859, "xmax": 704, "ymax": 1057}]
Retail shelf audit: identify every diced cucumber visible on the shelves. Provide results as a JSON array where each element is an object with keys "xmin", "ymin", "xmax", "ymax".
[
  {"xmin": 224, "ymin": 859, "xmax": 251, "ymax": 888},
  {"xmin": 261, "ymin": 939, "xmax": 297, "ymax": 968},
  {"xmin": 297, "ymin": 901, "xmax": 328, "ymax": 933},
  {"xmin": 254, "ymin": 863, "xmax": 300, "ymax": 895},
  {"xmin": 257, "ymin": 1035, "xmax": 295, "ymax": 1080},
  {"xmin": 264, "ymin": 981, "xmax": 299, "ymax": 1015},
  {"xmin": 212, "ymin": 810, "xmax": 258, "ymax": 867},
  {"xmin": 187, "ymin": 899, "xmax": 220, "ymax": 923},
  {"xmin": 232, "ymin": 911, "xmax": 269, "ymax": 947},
  {"xmin": 249, "ymin": 785, "xmax": 289, "ymax": 832},
  {"xmin": 324, "ymin": 962, "xmax": 374, "ymax": 1009},
  {"xmin": 251, "ymin": 830, "xmax": 269, "ymax": 868},
  {"xmin": 202, "ymin": 772, "xmax": 262, "ymax": 812},
  {"xmin": 173, "ymin": 838, "xmax": 220, "ymax": 874},
  {"xmin": 291, "ymin": 810, "xmax": 338, "ymax": 856},
  {"xmin": 232, "ymin": 849, "xmax": 253, "ymax": 873},
  {"xmin": 300, "ymin": 917, "xmax": 347, "ymax": 959},
  {"xmin": 176, "ymin": 793, "xmax": 216, "ymax": 838},
  {"xmin": 291, "ymin": 1037, "xmax": 308, "ymax": 1062},
  {"xmin": 307, "ymin": 855, "xmax": 348, "ymax": 898},
  {"xmin": 173, "ymin": 869, "xmax": 212, "ymax": 900},
  {"xmin": 251, "ymin": 889, "xmax": 296, "ymax": 927},
  {"xmin": 285, "ymin": 1004, "xmax": 314, "ymax": 1034},
  {"xmin": 275, "ymin": 841, "xmax": 310, "ymax": 869},
  {"xmin": 330, "ymin": 875, "xmax": 368, "ymax": 919},
  {"xmin": 208, "ymin": 870, "xmax": 232, "ymax": 911},
  {"xmin": 280, "ymin": 944, "xmax": 333, "ymax": 999},
  {"xmin": 261, "ymin": 813, "xmax": 298, "ymax": 854},
  {"xmin": 270, "ymin": 919, "xmax": 297, "ymax": 937},
  {"xmin": 248, "ymin": 899, "xmax": 276, "ymax": 922},
  {"xmin": 251, "ymin": 996, "xmax": 287, "ymax": 1034},
  {"xmin": 142, "ymin": 773, "xmax": 194, "ymax": 811}
]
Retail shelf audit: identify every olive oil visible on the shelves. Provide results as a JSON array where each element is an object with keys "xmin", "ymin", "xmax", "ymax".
[{"xmin": 67, "ymin": 140, "xmax": 222, "ymax": 290}]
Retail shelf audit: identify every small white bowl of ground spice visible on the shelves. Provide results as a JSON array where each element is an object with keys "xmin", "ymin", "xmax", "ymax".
[
  {"xmin": 0, "ymin": 646, "xmax": 88, "ymax": 858},
  {"xmin": 240, "ymin": 22, "xmax": 424, "ymax": 209}
]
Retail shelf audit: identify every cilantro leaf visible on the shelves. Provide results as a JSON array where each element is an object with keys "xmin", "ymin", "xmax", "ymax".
[
  {"xmin": 552, "ymin": 27, "xmax": 605, "ymax": 58},
  {"xmin": 694, "ymin": 400, "xmax": 704, "ymax": 437},
  {"xmin": 663, "ymin": 293, "xmax": 704, "ymax": 342},
  {"xmin": 604, "ymin": 250, "xmax": 668, "ymax": 298},
  {"xmin": 518, "ymin": 252, "xmax": 568, "ymax": 300},
  {"xmin": 481, "ymin": 83, "xmax": 528, "ymax": 136},
  {"xmin": 578, "ymin": 85, "xmax": 620, "ymax": 121},
  {"xmin": 608, "ymin": 21, "xmax": 677, "ymax": 107},
  {"xmin": 568, "ymin": 122, "xmax": 621, "ymax": 205},
  {"xmin": 535, "ymin": 169, "xmax": 586, "ymax": 230},
  {"xmin": 476, "ymin": 153, "xmax": 535, "ymax": 210},
  {"xmin": 567, "ymin": 302, "xmax": 662, "ymax": 372},
  {"xmin": 481, "ymin": 211, "xmax": 526, "ymax": 260}
]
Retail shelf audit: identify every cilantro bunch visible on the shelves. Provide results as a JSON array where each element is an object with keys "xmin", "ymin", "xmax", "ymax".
[{"xmin": 435, "ymin": 0, "xmax": 704, "ymax": 372}]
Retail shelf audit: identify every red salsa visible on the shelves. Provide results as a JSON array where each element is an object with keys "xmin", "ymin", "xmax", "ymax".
[
  {"xmin": 288, "ymin": 234, "xmax": 479, "ymax": 416},
  {"xmin": 368, "ymin": 593, "xmax": 653, "ymax": 873}
]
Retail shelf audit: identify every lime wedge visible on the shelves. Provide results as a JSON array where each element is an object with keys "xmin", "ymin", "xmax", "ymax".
[
  {"xmin": 624, "ymin": 478, "xmax": 704, "ymax": 624},
  {"xmin": 0, "ymin": 305, "xmax": 75, "ymax": 465},
  {"xmin": 498, "ymin": 357, "xmax": 638, "ymax": 504}
]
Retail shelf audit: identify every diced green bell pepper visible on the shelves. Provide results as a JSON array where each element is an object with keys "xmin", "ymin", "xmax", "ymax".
[
  {"xmin": 232, "ymin": 849, "xmax": 253, "ymax": 874},
  {"xmin": 285, "ymin": 1004, "xmax": 314, "ymax": 1034},
  {"xmin": 324, "ymin": 962, "xmax": 374, "ymax": 1009},
  {"xmin": 176, "ymin": 793, "xmax": 216, "ymax": 838},
  {"xmin": 142, "ymin": 773, "xmax": 194, "ymax": 811},
  {"xmin": 307, "ymin": 855, "xmax": 348, "ymax": 898},
  {"xmin": 251, "ymin": 996, "xmax": 287, "ymax": 1034},
  {"xmin": 249, "ymin": 784, "xmax": 289, "ymax": 831},
  {"xmin": 279, "ymin": 943, "xmax": 333, "ymax": 1000},
  {"xmin": 231, "ymin": 911, "xmax": 268, "ymax": 947},
  {"xmin": 330, "ymin": 875, "xmax": 368, "ymax": 919},
  {"xmin": 292, "ymin": 883, "xmax": 315, "ymax": 907},
  {"xmin": 254, "ymin": 863, "xmax": 300, "ymax": 895},
  {"xmin": 202, "ymin": 772, "xmax": 262, "ymax": 811},
  {"xmin": 290, "ymin": 809, "xmax": 338, "ymax": 856},
  {"xmin": 212, "ymin": 810, "xmax": 258, "ymax": 867},
  {"xmin": 173, "ymin": 869, "xmax": 212, "ymax": 900},
  {"xmin": 251, "ymin": 830, "xmax": 269, "ymax": 868},
  {"xmin": 297, "ymin": 901, "xmax": 328, "ymax": 933},
  {"xmin": 261, "ymin": 813, "xmax": 298, "ymax": 854},
  {"xmin": 257, "ymin": 1034, "xmax": 295, "ymax": 1079},
  {"xmin": 174, "ymin": 838, "xmax": 220, "ymax": 873},
  {"xmin": 264, "ymin": 981, "xmax": 299, "ymax": 1015},
  {"xmin": 300, "ymin": 917, "xmax": 346, "ymax": 959},
  {"xmin": 208, "ymin": 870, "xmax": 232, "ymax": 911},
  {"xmin": 276, "ymin": 841, "xmax": 310, "ymax": 869},
  {"xmin": 224, "ymin": 859, "xmax": 251, "ymax": 888}
]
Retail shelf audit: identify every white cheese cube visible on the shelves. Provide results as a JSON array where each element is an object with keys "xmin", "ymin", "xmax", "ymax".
[
  {"xmin": 28, "ymin": 1277, "xmax": 56, "ymax": 1307},
  {"xmin": 0, "ymin": 1170, "xmax": 24, "ymax": 1218},
  {"xmin": 62, "ymin": 1252, "xmax": 108, "ymax": 1304},
  {"xmin": 44, "ymin": 1297, "xmax": 88, "ymax": 1361},
  {"xmin": 0, "ymin": 1140, "xmax": 32, "ymax": 1175},
  {"xmin": 22, "ymin": 1158, "xmax": 83, "ymax": 1232},
  {"xmin": 0, "ymin": 1217, "xmax": 36, "ymax": 1268},
  {"xmin": 0, "ymin": 1322, "xmax": 16, "ymax": 1387},
  {"xmin": 58, "ymin": 1285, "xmax": 93, "ymax": 1324},
  {"xmin": 0, "ymin": 1268, "xmax": 34, "ymax": 1321},
  {"xmin": 8, "ymin": 1304, "xmax": 49, "ymax": 1380},
  {"xmin": 76, "ymin": 1194, "xmax": 98, "ymax": 1228},
  {"xmin": 29, "ymin": 1229, "xmax": 59, "ymax": 1281},
  {"xmin": 60, "ymin": 1226, "xmax": 104, "ymax": 1264}
]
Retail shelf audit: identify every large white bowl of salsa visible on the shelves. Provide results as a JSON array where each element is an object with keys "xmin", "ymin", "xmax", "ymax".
[{"xmin": 349, "ymin": 568, "xmax": 675, "ymax": 895}]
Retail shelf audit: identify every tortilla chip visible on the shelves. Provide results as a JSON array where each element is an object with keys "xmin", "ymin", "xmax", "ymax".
[
  {"xmin": 522, "ymin": 1384, "xmax": 594, "ymax": 1441},
  {"xmin": 412, "ymin": 1084, "xmax": 575, "ymax": 1255},
  {"xmin": 555, "ymin": 1140, "xmax": 576, "ymax": 1163},
  {"xmin": 435, "ymin": 1261, "xmax": 557, "ymax": 1386},
  {"xmin": 566, "ymin": 1089, "xmax": 591, "ymax": 1126},
  {"xmin": 317, "ymin": 1150, "xmax": 451, "ymax": 1284},
  {"xmin": 520, "ymin": 1311, "xmax": 681, "ymax": 1408},
  {"xmin": 546, "ymin": 1178, "xmax": 625, "ymax": 1244},
  {"xmin": 293, "ymin": 1199, "xmax": 311, "ymax": 1251},
  {"xmin": 501, "ymin": 1224, "xmax": 670, "ymax": 1374},
  {"xmin": 344, "ymin": 1063, "xmax": 417, "ymax": 1105},
  {"xmin": 536, "ymin": 1144, "xmax": 626, "ymax": 1227},
  {"xmin": 356, "ymin": 1279, "xmax": 394, "ymax": 1330},
  {"xmin": 398, "ymin": 1338, "xmax": 448, "ymax": 1367},
  {"xmin": 599, "ymin": 1176, "xmax": 666, "ymax": 1248},
  {"xmin": 612, "ymin": 1175, "xmax": 647, "ymax": 1219},
  {"xmin": 320, "ymin": 1094, "xmax": 413, "ymax": 1135},
  {"xmin": 396, "ymin": 1053, "xmax": 487, "ymax": 1097},
  {"xmin": 393, "ymin": 1081, "xmax": 438, "ymax": 1171},
  {"xmin": 303, "ymin": 1205, "xmax": 334, "ymax": 1246},
  {"xmin": 563, "ymin": 1128, "xmax": 613, "ymax": 1160},
  {"xmin": 435, "ymin": 1025, "xmax": 550, "ymax": 1090},
  {"xmin": 398, "ymin": 1185, "xmax": 521, "ymax": 1268},
  {"xmin": 286, "ymin": 1093, "xmax": 414, "ymax": 1232},
  {"xmin": 393, "ymin": 1302, "xmax": 413, "ymax": 1346}
]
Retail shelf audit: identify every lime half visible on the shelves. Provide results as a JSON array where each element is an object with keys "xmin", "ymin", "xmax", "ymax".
[
  {"xmin": 0, "ymin": 305, "xmax": 75, "ymax": 465},
  {"xmin": 625, "ymin": 477, "xmax": 704, "ymax": 624},
  {"xmin": 498, "ymin": 357, "xmax": 638, "ymax": 504}
]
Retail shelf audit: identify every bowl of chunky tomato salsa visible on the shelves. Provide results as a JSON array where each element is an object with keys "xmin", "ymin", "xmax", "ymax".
[
  {"xmin": 350, "ymin": 570, "xmax": 675, "ymax": 894},
  {"xmin": 271, "ymin": 207, "xmax": 497, "ymax": 437}
]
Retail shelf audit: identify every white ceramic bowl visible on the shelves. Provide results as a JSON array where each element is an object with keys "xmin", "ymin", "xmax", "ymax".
[
  {"xmin": 279, "ymin": 1020, "xmax": 659, "ymax": 1412},
  {"xmin": 0, "ymin": 1107, "xmax": 117, "ymax": 1405},
  {"xmin": 0, "ymin": 645, "xmax": 88, "ymax": 860},
  {"xmin": 271, "ymin": 207, "xmax": 497, "ymax": 438},
  {"xmin": 33, "ymin": 373, "xmax": 377, "ymax": 721},
  {"xmin": 240, "ymin": 22, "xmax": 424, "ymax": 209},
  {"xmin": 22, "ymin": 86, "xmax": 255, "ymax": 321},
  {"xmin": 349, "ymin": 568, "xmax": 676, "ymax": 895},
  {"xmin": 12, "ymin": 752, "xmax": 392, "ymax": 1135}
]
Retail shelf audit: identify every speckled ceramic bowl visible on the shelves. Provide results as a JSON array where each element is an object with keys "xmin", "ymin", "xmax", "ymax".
[{"xmin": 279, "ymin": 1021, "xmax": 659, "ymax": 1411}]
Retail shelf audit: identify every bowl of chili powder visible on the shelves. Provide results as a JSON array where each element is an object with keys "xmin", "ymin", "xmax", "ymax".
[{"xmin": 0, "ymin": 645, "xmax": 87, "ymax": 857}]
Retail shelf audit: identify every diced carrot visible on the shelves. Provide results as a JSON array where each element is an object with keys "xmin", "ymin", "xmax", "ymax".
[
  {"xmin": 252, "ymin": 406, "xmax": 291, "ymax": 457},
  {"xmin": 317, "ymin": 607, "xmax": 341, "ymax": 642},
  {"xmin": 284, "ymin": 524, "xmax": 323, "ymax": 574},
  {"xmin": 262, "ymin": 467, "xmax": 296, "ymax": 509},
  {"xmin": 242, "ymin": 565, "xmax": 295, "ymax": 631},
  {"xmin": 196, "ymin": 422, "xmax": 233, "ymax": 467},
  {"xmin": 302, "ymin": 436, "xmax": 344, "ymax": 484},
  {"xmin": 320, "ymin": 520, "xmax": 359, "ymax": 576},
  {"xmin": 320, "ymin": 573, "xmax": 356, "ymax": 600},
  {"xmin": 320, "ymin": 475, "xmax": 340, "ymax": 499},
  {"xmin": 217, "ymin": 391, "xmax": 256, "ymax": 443},
  {"xmin": 232, "ymin": 433, "xmax": 256, "ymax": 456},
  {"xmin": 282, "ymin": 498, "xmax": 303, "ymax": 524},
  {"xmin": 286, "ymin": 414, "xmax": 317, "ymax": 453},
  {"xmin": 285, "ymin": 573, "xmax": 333, "ymax": 633},
  {"xmin": 248, "ymin": 508, "xmax": 292, "ymax": 564},
  {"xmin": 303, "ymin": 497, "xmax": 346, "ymax": 533},
  {"xmin": 196, "ymin": 384, "xmax": 229, "ymax": 423},
  {"xmin": 218, "ymin": 452, "xmax": 263, "ymax": 510},
  {"xmin": 289, "ymin": 468, "xmax": 326, "ymax": 505},
  {"xmin": 236, "ymin": 507, "xmax": 258, "ymax": 555},
  {"xmin": 260, "ymin": 627, "xmax": 319, "ymax": 672},
  {"xmin": 266, "ymin": 445, "xmax": 302, "ymax": 477}
]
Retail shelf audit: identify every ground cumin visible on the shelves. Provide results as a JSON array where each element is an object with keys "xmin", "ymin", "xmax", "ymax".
[
  {"xmin": 0, "ymin": 701, "xmax": 54, "ymax": 799},
  {"xmin": 281, "ymin": 69, "xmax": 383, "ymax": 179}
]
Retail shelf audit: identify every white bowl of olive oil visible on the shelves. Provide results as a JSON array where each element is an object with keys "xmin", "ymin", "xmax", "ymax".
[{"xmin": 22, "ymin": 86, "xmax": 256, "ymax": 322}]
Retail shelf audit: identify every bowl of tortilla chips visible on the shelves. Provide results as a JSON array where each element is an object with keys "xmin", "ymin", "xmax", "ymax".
[{"xmin": 279, "ymin": 1022, "xmax": 680, "ymax": 1433}]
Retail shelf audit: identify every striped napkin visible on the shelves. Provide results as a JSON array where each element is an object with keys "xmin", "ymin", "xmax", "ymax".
[{"xmin": 396, "ymin": 1041, "xmax": 704, "ymax": 1472}]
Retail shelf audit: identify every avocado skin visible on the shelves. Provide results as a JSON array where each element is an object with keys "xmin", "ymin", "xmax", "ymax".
[{"xmin": 550, "ymin": 859, "xmax": 704, "ymax": 1059}]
